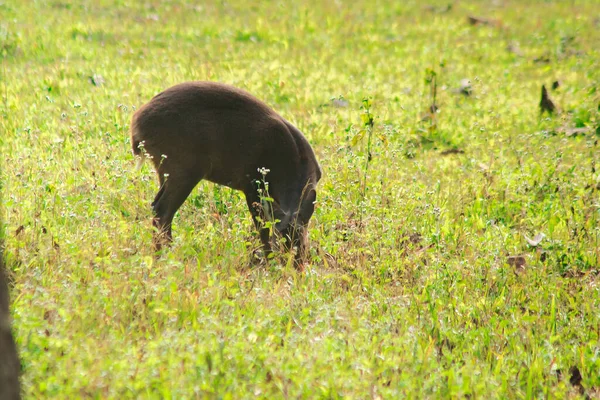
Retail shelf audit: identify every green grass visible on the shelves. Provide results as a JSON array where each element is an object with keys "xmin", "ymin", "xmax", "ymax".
[{"xmin": 2, "ymin": 0, "xmax": 600, "ymax": 398}]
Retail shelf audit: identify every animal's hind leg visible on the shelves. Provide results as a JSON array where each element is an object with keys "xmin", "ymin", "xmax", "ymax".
[{"xmin": 151, "ymin": 175, "xmax": 197, "ymax": 252}]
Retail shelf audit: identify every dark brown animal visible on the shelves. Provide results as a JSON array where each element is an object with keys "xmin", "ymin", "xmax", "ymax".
[
  {"xmin": 131, "ymin": 81, "xmax": 321, "ymax": 267},
  {"xmin": 0, "ymin": 249, "xmax": 21, "ymax": 400}
]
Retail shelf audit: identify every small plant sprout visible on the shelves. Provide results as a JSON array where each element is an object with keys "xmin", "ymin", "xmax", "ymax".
[
  {"xmin": 256, "ymin": 167, "xmax": 276, "ymax": 226},
  {"xmin": 135, "ymin": 140, "xmax": 148, "ymax": 170},
  {"xmin": 352, "ymin": 97, "xmax": 376, "ymax": 227},
  {"xmin": 360, "ymin": 97, "xmax": 375, "ymax": 199},
  {"xmin": 424, "ymin": 67, "xmax": 438, "ymax": 130}
]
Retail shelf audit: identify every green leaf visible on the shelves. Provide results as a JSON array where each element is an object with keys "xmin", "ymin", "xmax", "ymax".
[
  {"xmin": 351, "ymin": 130, "xmax": 365, "ymax": 146},
  {"xmin": 360, "ymin": 113, "xmax": 373, "ymax": 126}
]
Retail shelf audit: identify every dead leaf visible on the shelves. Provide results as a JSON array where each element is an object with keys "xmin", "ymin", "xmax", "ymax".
[
  {"xmin": 524, "ymin": 233, "xmax": 545, "ymax": 247},
  {"xmin": 440, "ymin": 148, "xmax": 465, "ymax": 156},
  {"xmin": 409, "ymin": 233, "xmax": 422, "ymax": 244},
  {"xmin": 323, "ymin": 252, "xmax": 338, "ymax": 269},
  {"xmin": 507, "ymin": 255, "xmax": 526, "ymax": 274},
  {"xmin": 467, "ymin": 16, "xmax": 502, "ymax": 27},
  {"xmin": 15, "ymin": 225, "xmax": 24, "ymax": 236},
  {"xmin": 88, "ymin": 74, "xmax": 105, "ymax": 87},
  {"xmin": 506, "ymin": 42, "xmax": 523, "ymax": 57},
  {"xmin": 43, "ymin": 310, "xmax": 54, "ymax": 321},
  {"xmin": 533, "ymin": 54, "xmax": 551, "ymax": 64},
  {"xmin": 332, "ymin": 99, "xmax": 349, "ymax": 108},
  {"xmin": 458, "ymin": 79, "xmax": 472, "ymax": 96},
  {"xmin": 563, "ymin": 127, "xmax": 590, "ymax": 137},
  {"xmin": 538, "ymin": 126, "xmax": 592, "ymax": 137},
  {"xmin": 421, "ymin": 104, "xmax": 438, "ymax": 122},
  {"xmin": 451, "ymin": 79, "xmax": 472, "ymax": 96}
]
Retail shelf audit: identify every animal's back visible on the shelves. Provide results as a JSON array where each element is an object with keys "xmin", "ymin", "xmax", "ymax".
[
  {"xmin": 130, "ymin": 81, "xmax": 304, "ymax": 191},
  {"xmin": 131, "ymin": 81, "xmax": 278, "ymax": 150}
]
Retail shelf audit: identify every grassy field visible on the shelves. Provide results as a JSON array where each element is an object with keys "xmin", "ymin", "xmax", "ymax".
[{"xmin": 2, "ymin": 0, "xmax": 600, "ymax": 397}]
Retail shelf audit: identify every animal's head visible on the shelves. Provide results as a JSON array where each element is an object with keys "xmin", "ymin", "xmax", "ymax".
[
  {"xmin": 261, "ymin": 160, "xmax": 321, "ymax": 265},
  {"xmin": 273, "ymin": 172, "xmax": 319, "ymax": 264}
]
